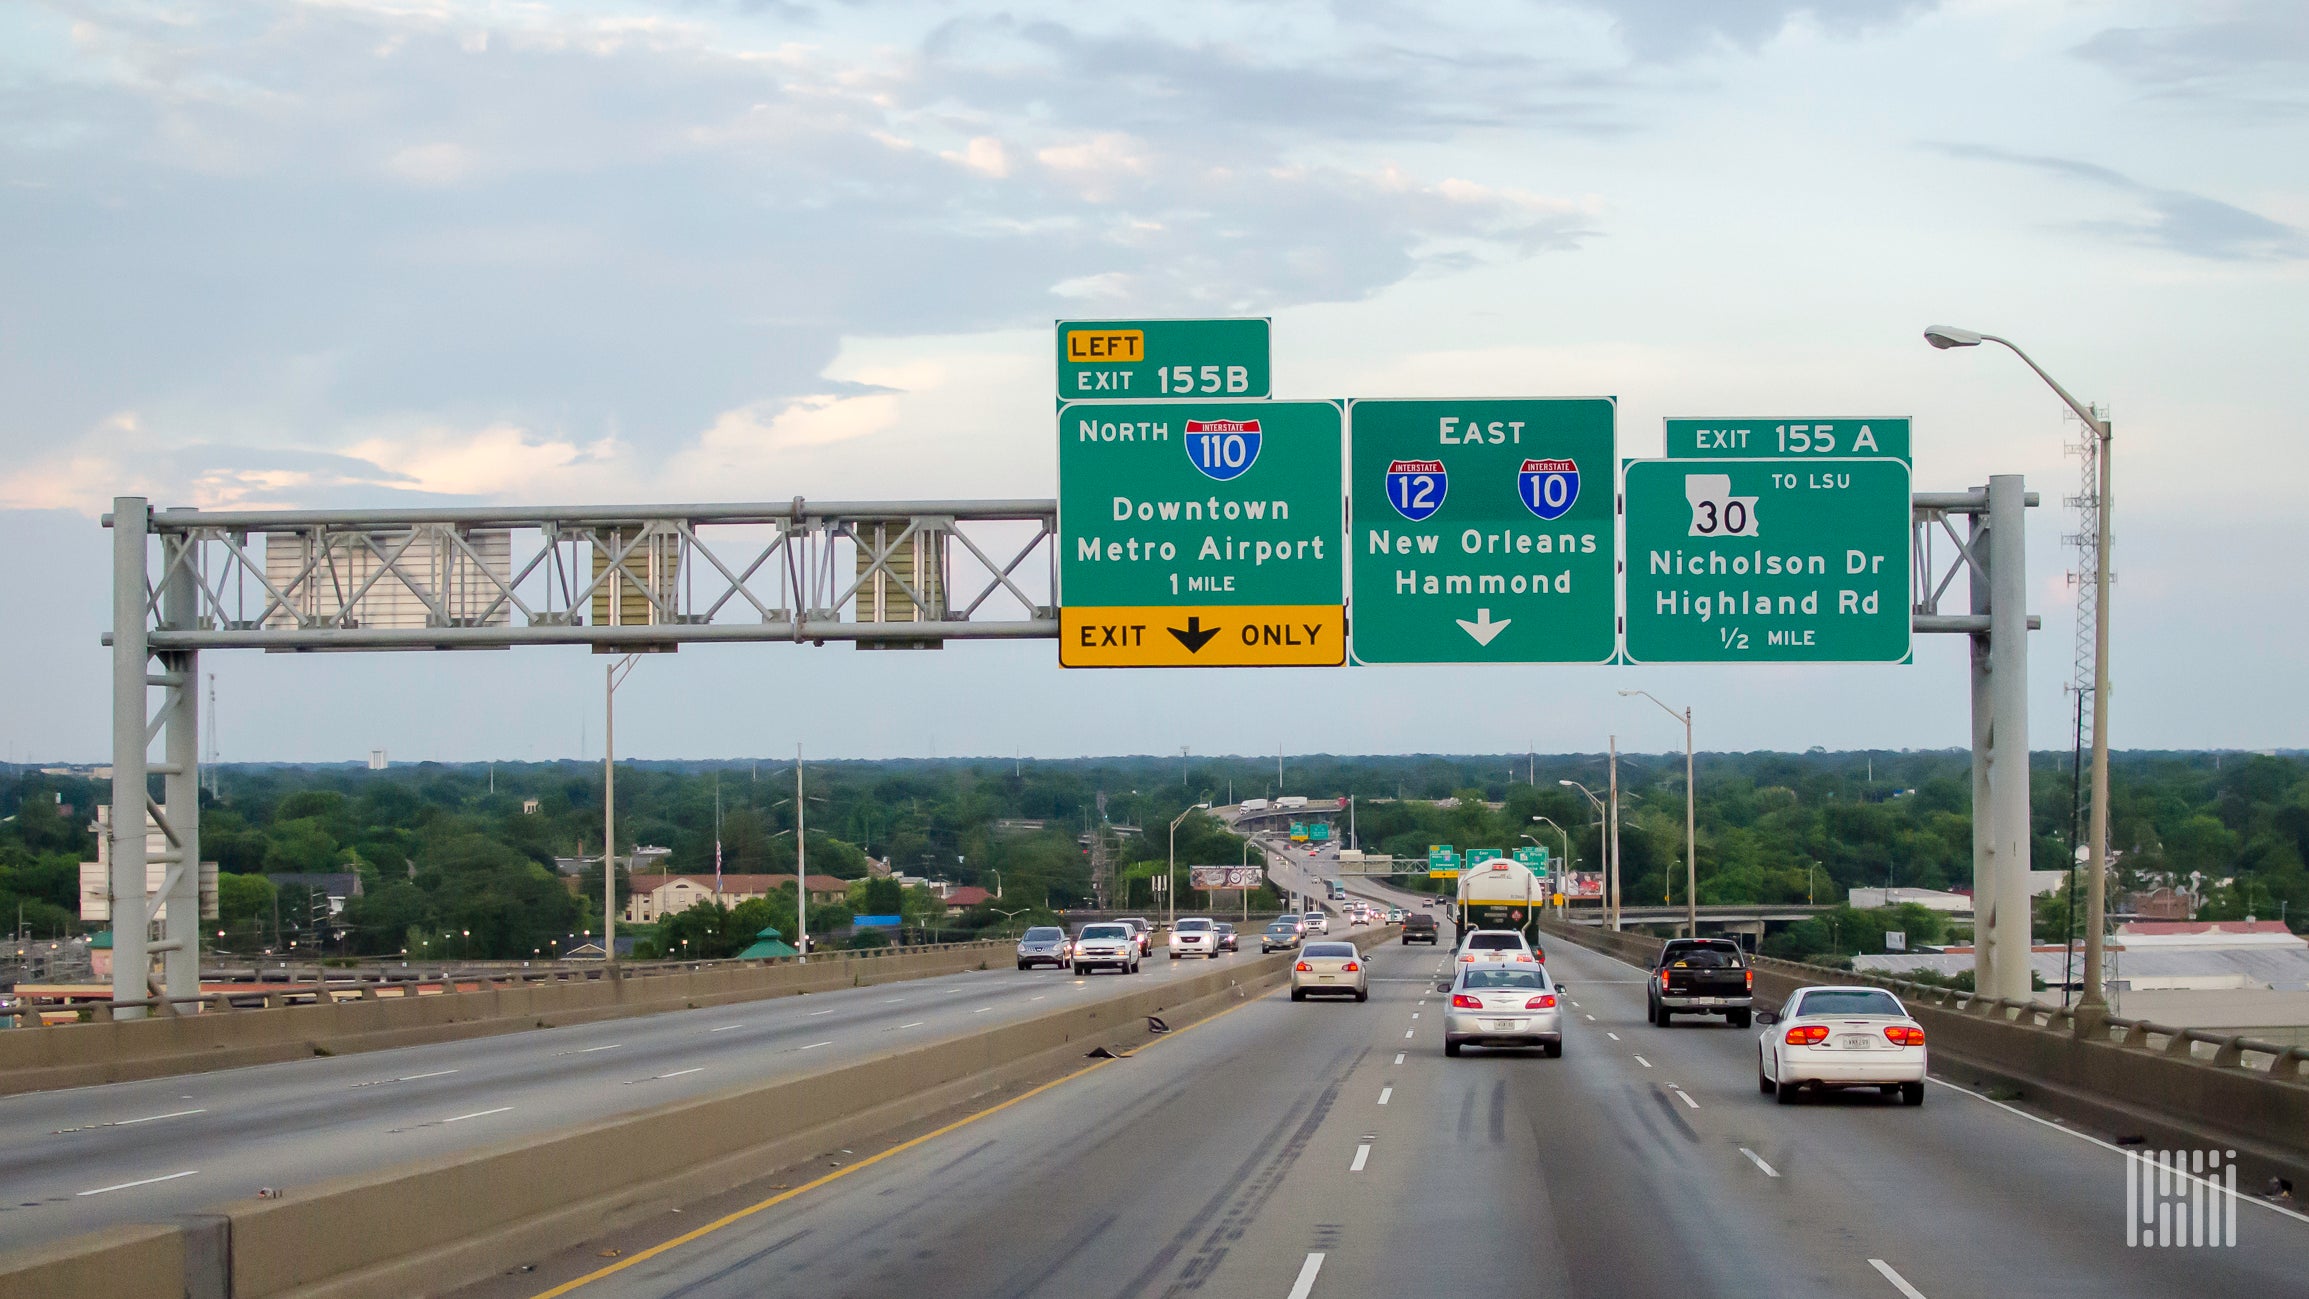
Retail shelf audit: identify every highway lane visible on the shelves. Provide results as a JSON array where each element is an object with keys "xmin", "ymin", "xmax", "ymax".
[
  {"xmin": 481, "ymin": 932, "xmax": 2309, "ymax": 1299},
  {"xmin": 0, "ymin": 950, "xmax": 1249, "ymax": 1254}
]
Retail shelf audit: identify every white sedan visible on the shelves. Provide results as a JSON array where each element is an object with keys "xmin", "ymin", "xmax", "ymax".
[
  {"xmin": 1290, "ymin": 941, "xmax": 1369, "ymax": 1002},
  {"xmin": 1758, "ymin": 985, "xmax": 1928, "ymax": 1106}
]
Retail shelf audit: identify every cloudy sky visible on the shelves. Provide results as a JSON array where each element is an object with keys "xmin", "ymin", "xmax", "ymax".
[{"xmin": 3, "ymin": 0, "xmax": 2304, "ymax": 764}]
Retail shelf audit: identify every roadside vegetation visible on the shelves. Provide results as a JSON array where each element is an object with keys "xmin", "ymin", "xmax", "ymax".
[{"xmin": 2, "ymin": 748, "xmax": 2302, "ymax": 961}]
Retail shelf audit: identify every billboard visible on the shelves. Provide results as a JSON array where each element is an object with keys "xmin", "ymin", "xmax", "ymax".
[
  {"xmin": 1564, "ymin": 872, "xmax": 1605, "ymax": 899},
  {"xmin": 1188, "ymin": 866, "xmax": 1263, "ymax": 891}
]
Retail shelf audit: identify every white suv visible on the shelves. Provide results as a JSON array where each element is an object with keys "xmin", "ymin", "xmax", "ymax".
[
  {"xmin": 1073, "ymin": 923, "xmax": 1141, "ymax": 975},
  {"xmin": 1456, "ymin": 929, "xmax": 1539, "ymax": 970},
  {"xmin": 1169, "ymin": 917, "xmax": 1220, "ymax": 959},
  {"xmin": 1302, "ymin": 911, "xmax": 1330, "ymax": 934}
]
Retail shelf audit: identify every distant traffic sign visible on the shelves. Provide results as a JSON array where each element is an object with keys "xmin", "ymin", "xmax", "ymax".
[
  {"xmin": 1056, "ymin": 319, "xmax": 1270, "ymax": 400},
  {"xmin": 1664, "ymin": 418, "xmax": 1910, "ymax": 463},
  {"xmin": 1622, "ymin": 458, "xmax": 1911, "ymax": 663},
  {"xmin": 1058, "ymin": 399, "xmax": 1343, "ymax": 667},
  {"xmin": 1347, "ymin": 399, "xmax": 1617, "ymax": 664}
]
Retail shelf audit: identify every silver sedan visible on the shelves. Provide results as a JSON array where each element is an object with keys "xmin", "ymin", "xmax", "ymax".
[{"xmin": 1441, "ymin": 964, "xmax": 1565, "ymax": 1057}]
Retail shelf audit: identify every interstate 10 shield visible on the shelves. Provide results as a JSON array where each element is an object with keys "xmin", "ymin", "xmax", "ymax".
[
  {"xmin": 1517, "ymin": 458, "xmax": 1579, "ymax": 521},
  {"xmin": 1185, "ymin": 418, "xmax": 1261, "ymax": 482},
  {"xmin": 1384, "ymin": 459, "xmax": 1447, "ymax": 521}
]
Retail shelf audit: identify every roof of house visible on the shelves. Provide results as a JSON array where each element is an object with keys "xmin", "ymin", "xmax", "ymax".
[
  {"xmin": 626, "ymin": 873, "xmax": 851, "ymax": 895},
  {"xmin": 943, "ymin": 886, "xmax": 994, "ymax": 909},
  {"xmin": 2117, "ymin": 920, "xmax": 2296, "ymax": 938}
]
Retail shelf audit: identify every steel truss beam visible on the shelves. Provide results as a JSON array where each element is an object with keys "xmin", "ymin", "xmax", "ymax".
[{"xmin": 100, "ymin": 485, "xmax": 2031, "ymax": 1009}]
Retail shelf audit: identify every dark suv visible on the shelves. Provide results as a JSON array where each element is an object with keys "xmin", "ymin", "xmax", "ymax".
[{"xmin": 1402, "ymin": 912, "xmax": 1440, "ymax": 945}]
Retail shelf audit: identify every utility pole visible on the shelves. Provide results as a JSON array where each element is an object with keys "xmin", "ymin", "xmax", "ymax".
[{"xmin": 1608, "ymin": 736, "xmax": 1622, "ymax": 932}]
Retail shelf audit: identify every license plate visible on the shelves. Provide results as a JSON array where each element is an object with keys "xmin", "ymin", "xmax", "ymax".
[
  {"xmin": 1693, "ymin": 997, "xmax": 1721, "ymax": 1005},
  {"xmin": 1487, "ymin": 1020, "xmax": 1521, "ymax": 1031},
  {"xmin": 1836, "ymin": 1034, "xmax": 1875, "ymax": 1049}
]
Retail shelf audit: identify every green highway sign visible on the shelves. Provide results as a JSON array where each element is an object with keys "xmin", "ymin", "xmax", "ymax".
[
  {"xmin": 1056, "ymin": 318, "xmax": 1270, "ymax": 401},
  {"xmin": 1664, "ymin": 418, "xmax": 1910, "ymax": 463},
  {"xmin": 1347, "ymin": 398, "xmax": 1617, "ymax": 664},
  {"xmin": 1057, "ymin": 399, "xmax": 1343, "ymax": 667},
  {"xmin": 1622, "ymin": 458, "xmax": 1912, "ymax": 663}
]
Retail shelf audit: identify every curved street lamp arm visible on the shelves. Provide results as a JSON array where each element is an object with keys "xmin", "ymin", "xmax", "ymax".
[{"xmin": 1979, "ymin": 334, "xmax": 2108, "ymax": 436}]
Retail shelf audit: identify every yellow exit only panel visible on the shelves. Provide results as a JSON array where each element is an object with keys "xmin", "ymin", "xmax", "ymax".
[{"xmin": 1060, "ymin": 605, "xmax": 1345, "ymax": 668}]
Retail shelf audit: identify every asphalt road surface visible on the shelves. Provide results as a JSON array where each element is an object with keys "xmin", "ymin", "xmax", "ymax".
[
  {"xmin": 483, "ymin": 934, "xmax": 2309, "ymax": 1299},
  {"xmin": 0, "ymin": 952, "xmax": 1242, "ymax": 1253}
]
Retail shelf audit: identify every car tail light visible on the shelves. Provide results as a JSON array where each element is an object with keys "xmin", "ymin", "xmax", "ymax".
[
  {"xmin": 1526, "ymin": 994, "xmax": 1556, "ymax": 1009},
  {"xmin": 1784, "ymin": 1025, "xmax": 1830, "ymax": 1045},
  {"xmin": 1451, "ymin": 994, "xmax": 1483, "ymax": 1009},
  {"xmin": 1659, "ymin": 969, "xmax": 1671, "ymax": 989},
  {"xmin": 1295, "ymin": 961, "xmax": 1312, "ymax": 972},
  {"xmin": 1514, "ymin": 954, "xmax": 1533, "ymax": 963},
  {"xmin": 1343, "ymin": 962, "xmax": 1360, "ymax": 972},
  {"xmin": 1745, "ymin": 970, "xmax": 1754, "ymax": 990},
  {"xmin": 1885, "ymin": 1025, "xmax": 1926, "ymax": 1047},
  {"xmin": 1461, "ymin": 954, "xmax": 1475, "ymax": 962}
]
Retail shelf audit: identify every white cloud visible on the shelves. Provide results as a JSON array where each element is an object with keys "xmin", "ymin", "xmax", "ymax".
[{"xmin": 385, "ymin": 141, "xmax": 476, "ymax": 185}]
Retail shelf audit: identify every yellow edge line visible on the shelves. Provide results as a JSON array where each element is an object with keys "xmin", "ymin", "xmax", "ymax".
[{"xmin": 529, "ymin": 985, "xmax": 1275, "ymax": 1297}]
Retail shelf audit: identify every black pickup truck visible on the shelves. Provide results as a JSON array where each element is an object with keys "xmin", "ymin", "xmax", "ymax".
[{"xmin": 1647, "ymin": 938, "xmax": 1753, "ymax": 1028}]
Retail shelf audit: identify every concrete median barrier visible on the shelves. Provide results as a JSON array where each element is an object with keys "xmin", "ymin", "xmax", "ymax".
[
  {"xmin": 1, "ymin": 930, "xmax": 1391, "ymax": 1299},
  {"xmin": 0, "ymin": 942, "xmax": 1009, "ymax": 1098}
]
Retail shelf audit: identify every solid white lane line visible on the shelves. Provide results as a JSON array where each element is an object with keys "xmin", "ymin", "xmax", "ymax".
[
  {"xmin": 1739, "ymin": 1147, "xmax": 1780, "ymax": 1178},
  {"xmin": 1633, "ymin": 1055, "xmax": 1653, "ymax": 1068},
  {"xmin": 898, "ymin": 1021, "xmax": 924, "ymax": 1029},
  {"xmin": 1668, "ymin": 1086, "xmax": 1699, "ymax": 1110},
  {"xmin": 1030, "ymin": 995, "xmax": 1047, "ymax": 1002},
  {"xmin": 801, "ymin": 1041, "xmax": 832, "ymax": 1050},
  {"xmin": 1285, "ymin": 1252, "xmax": 1326, "ymax": 1299},
  {"xmin": 1378, "ymin": 1087, "xmax": 1393, "ymax": 1106},
  {"xmin": 1393, "ymin": 1052, "xmax": 1405, "ymax": 1065},
  {"xmin": 631, "ymin": 1068, "xmax": 705, "ymax": 1085},
  {"xmin": 974, "ymin": 1006, "xmax": 993, "ymax": 1014},
  {"xmin": 1349, "ymin": 1143, "xmax": 1371, "ymax": 1172},
  {"xmin": 708, "ymin": 1024, "xmax": 743, "ymax": 1033},
  {"xmin": 78, "ymin": 1170, "xmax": 197, "ymax": 1196},
  {"xmin": 882, "ymin": 998, "xmax": 906, "ymax": 1004},
  {"xmin": 443, "ymin": 1107, "xmax": 513, "ymax": 1124},
  {"xmin": 809, "ymin": 1008, "xmax": 836, "ymax": 1017},
  {"xmin": 114, "ymin": 1108, "xmax": 206, "ymax": 1125},
  {"xmin": 558, "ymin": 1043, "xmax": 622, "ymax": 1056},
  {"xmin": 1928, "ymin": 1077, "xmax": 2309, "ymax": 1227},
  {"xmin": 1868, "ymin": 1259, "xmax": 1927, "ymax": 1299},
  {"xmin": 1606, "ymin": 1032, "xmax": 1620, "ymax": 1041}
]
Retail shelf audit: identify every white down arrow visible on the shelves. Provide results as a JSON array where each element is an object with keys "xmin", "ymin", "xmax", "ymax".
[{"xmin": 1455, "ymin": 608, "xmax": 1512, "ymax": 646}]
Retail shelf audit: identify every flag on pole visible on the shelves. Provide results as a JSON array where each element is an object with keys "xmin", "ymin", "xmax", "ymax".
[{"xmin": 714, "ymin": 838, "xmax": 724, "ymax": 896}]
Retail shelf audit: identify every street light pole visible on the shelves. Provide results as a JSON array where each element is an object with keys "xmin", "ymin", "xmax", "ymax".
[
  {"xmin": 1167, "ymin": 800, "xmax": 1209, "ymax": 926},
  {"xmin": 603, "ymin": 654, "xmax": 639, "ymax": 965},
  {"xmin": 1622, "ymin": 690, "xmax": 1697, "ymax": 938},
  {"xmin": 1928, "ymin": 325, "xmax": 2113, "ymax": 1015},
  {"xmin": 1560, "ymin": 780, "xmax": 1608, "ymax": 927}
]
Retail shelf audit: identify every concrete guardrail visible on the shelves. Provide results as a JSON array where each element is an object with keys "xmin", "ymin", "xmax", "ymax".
[
  {"xmin": 0, "ymin": 942, "xmax": 1014, "ymax": 1098},
  {"xmin": 1538, "ymin": 918, "xmax": 2309, "ymax": 1190},
  {"xmin": 0, "ymin": 930, "xmax": 1395, "ymax": 1299}
]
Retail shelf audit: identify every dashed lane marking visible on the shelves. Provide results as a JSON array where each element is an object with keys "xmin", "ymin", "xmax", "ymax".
[
  {"xmin": 77, "ymin": 1170, "xmax": 197, "ymax": 1197},
  {"xmin": 1869, "ymin": 1259, "xmax": 1927, "ymax": 1299},
  {"xmin": 1633, "ymin": 1055, "xmax": 1652, "ymax": 1068},
  {"xmin": 1739, "ymin": 1147, "xmax": 1779, "ymax": 1178}
]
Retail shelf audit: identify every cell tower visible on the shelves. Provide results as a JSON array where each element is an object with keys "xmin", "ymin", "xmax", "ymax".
[
  {"xmin": 205, "ymin": 673, "xmax": 219, "ymax": 798},
  {"xmin": 2059, "ymin": 405, "xmax": 2106, "ymax": 996}
]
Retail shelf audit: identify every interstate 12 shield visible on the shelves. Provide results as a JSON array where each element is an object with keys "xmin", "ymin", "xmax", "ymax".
[
  {"xmin": 1384, "ymin": 459, "xmax": 1447, "ymax": 521},
  {"xmin": 1185, "ymin": 418, "xmax": 1261, "ymax": 482},
  {"xmin": 1517, "ymin": 458, "xmax": 1579, "ymax": 521}
]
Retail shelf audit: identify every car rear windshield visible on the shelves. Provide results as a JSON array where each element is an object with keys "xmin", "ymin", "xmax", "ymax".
[
  {"xmin": 1176, "ymin": 919, "xmax": 1213, "ymax": 931},
  {"xmin": 1023, "ymin": 927, "xmax": 1063, "ymax": 941},
  {"xmin": 1265, "ymin": 923, "xmax": 1296, "ymax": 933},
  {"xmin": 1405, "ymin": 915, "xmax": 1435, "ymax": 926},
  {"xmin": 1303, "ymin": 943, "xmax": 1357, "ymax": 958},
  {"xmin": 1466, "ymin": 933, "xmax": 1527, "ymax": 950},
  {"xmin": 1666, "ymin": 942, "xmax": 1743, "ymax": 968},
  {"xmin": 1080, "ymin": 925, "xmax": 1129, "ymax": 940},
  {"xmin": 1463, "ymin": 969, "xmax": 1546, "ymax": 989},
  {"xmin": 1795, "ymin": 989, "xmax": 1905, "ymax": 1018}
]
